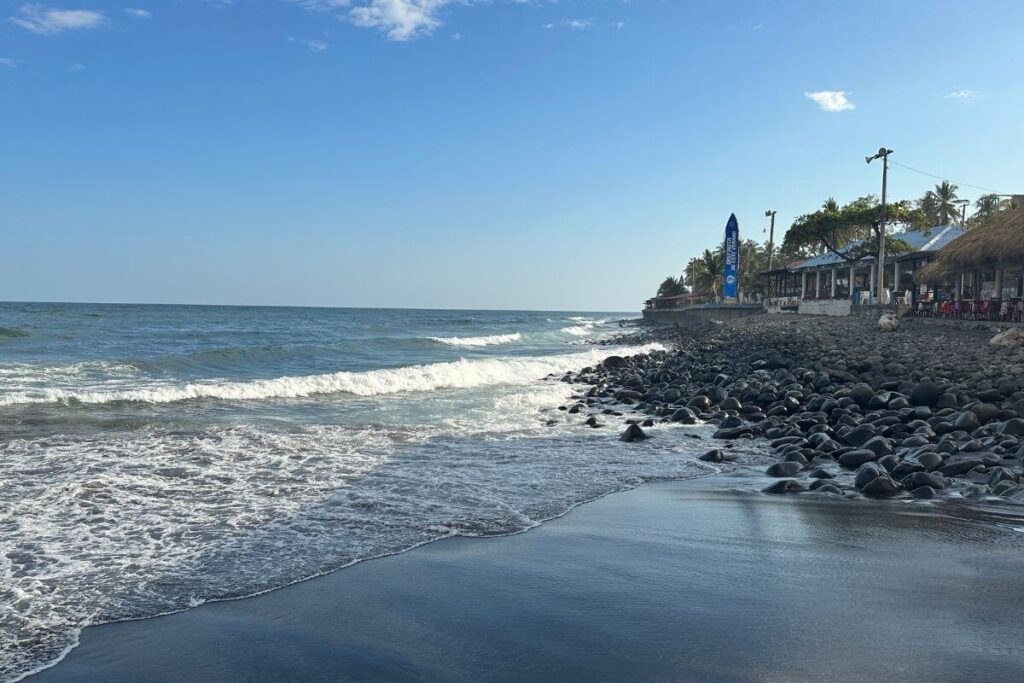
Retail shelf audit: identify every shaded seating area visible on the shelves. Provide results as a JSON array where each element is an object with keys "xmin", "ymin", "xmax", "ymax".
[{"xmin": 914, "ymin": 207, "xmax": 1024, "ymax": 322}]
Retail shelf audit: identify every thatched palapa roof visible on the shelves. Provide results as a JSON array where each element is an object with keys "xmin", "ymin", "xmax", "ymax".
[{"xmin": 915, "ymin": 207, "xmax": 1024, "ymax": 285}]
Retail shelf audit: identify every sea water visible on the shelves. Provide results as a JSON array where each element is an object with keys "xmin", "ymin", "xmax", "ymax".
[{"xmin": 0, "ymin": 303, "xmax": 712, "ymax": 680}]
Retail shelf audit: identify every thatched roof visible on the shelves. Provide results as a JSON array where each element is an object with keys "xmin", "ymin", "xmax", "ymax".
[{"xmin": 914, "ymin": 207, "xmax": 1024, "ymax": 285}]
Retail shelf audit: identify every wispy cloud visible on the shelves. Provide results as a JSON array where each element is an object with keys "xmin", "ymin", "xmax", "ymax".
[
  {"xmin": 69, "ymin": 62, "xmax": 87, "ymax": 71},
  {"xmin": 349, "ymin": 0, "xmax": 454, "ymax": 41},
  {"xmin": 305, "ymin": 38, "xmax": 329, "ymax": 51},
  {"xmin": 543, "ymin": 17, "xmax": 593, "ymax": 31},
  {"xmin": 804, "ymin": 90, "xmax": 855, "ymax": 112},
  {"xmin": 10, "ymin": 4, "xmax": 105, "ymax": 34},
  {"xmin": 0, "ymin": 57, "xmax": 17, "ymax": 68},
  {"xmin": 125, "ymin": 8, "xmax": 151, "ymax": 19},
  {"xmin": 945, "ymin": 89, "xmax": 977, "ymax": 99}
]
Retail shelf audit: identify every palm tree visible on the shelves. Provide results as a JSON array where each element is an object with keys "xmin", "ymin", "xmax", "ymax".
[
  {"xmin": 917, "ymin": 191, "xmax": 939, "ymax": 226},
  {"xmin": 656, "ymin": 276, "xmax": 684, "ymax": 298},
  {"xmin": 697, "ymin": 248, "xmax": 725, "ymax": 298},
  {"xmin": 933, "ymin": 181, "xmax": 960, "ymax": 225},
  {"xmin": 821, "ymin": 197, "xmax": 840, "ymax": 213},
  {"xmin": 971, "ymin": 194, "xmax": 1007, "ymax": 227}
]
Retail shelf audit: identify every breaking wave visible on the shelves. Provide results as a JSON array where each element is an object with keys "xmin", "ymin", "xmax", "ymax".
[
  {"xmin": 0, "ymin": 344, "xmax": 663, "ymax": 407},
  {"xmin": 429, "ymin": 332, "xmax": 522, "ymax": 347}
]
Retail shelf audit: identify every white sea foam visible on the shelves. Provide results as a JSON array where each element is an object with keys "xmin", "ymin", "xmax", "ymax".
[
  {"xmin": 0, "ymin": 344, "xmax": 663, "ymax": 407},
  {"xmin": 429, "ymin": 332, "xmax": 521, "ymax": 347},
  {"xmin": 561, "ymin": 325, "xmax": 593, "ymax": 336}
]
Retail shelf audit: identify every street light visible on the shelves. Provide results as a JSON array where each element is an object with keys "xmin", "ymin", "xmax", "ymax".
[
  {"xmin": 866, "ymin": 147, "xmax": 893, "ymax": 301},
  {"xmin": 954, "ymin": 199, "xmax": 970, "ymax": 228},
  {"xmin": 764, "ymin": 210, "xmax": 777, "ymax": 299}
]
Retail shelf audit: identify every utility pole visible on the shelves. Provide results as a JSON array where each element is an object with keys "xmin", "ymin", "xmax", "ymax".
[
  {"xmin": 764, "ymin": 210, "xmax": 776, "ymax": 298},
  {"xmin": 866, "ymin": 148, "xmax": 893, "ymax": 301}
]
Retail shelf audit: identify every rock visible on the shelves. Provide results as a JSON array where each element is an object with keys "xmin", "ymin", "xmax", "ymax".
[
  {"xmin": 843, "ymin": 426, "xmax": 877, "ymax": 447},
  {"xmin": 713, "ymin": 426, "xmax": 756, "ymax": 440},
  {"xmin": 584, "ymin": 416, "xmax": 602, "ymax": 428},
  {"xmin": 862, "ymin": 475, "xmax": 901, "ymax": 496},
  {"xmin": 861, "ymin": 436, "xmax": 894, "ymax": 458},
  {"xmin": 970, "ymin": 403, "xmax": 999, "ymax": 424},
  {"xmin": 902, "ymin": 471, "xmax": 947, "ymax": 490},
  {"xmin": 763, "ymin": 479, "xmax": 805, "ymax": 494},
  {"xmin": 910, "ymin": 381, "xmax": 941, "ymax": 407},
  {"xmin": 850, "ymin": 384, "xmax": 875, "ymax": 408},
  {"xmin": 878, "ymin": 313, "xmax": 899, "ymax": 332},
  {"xmin": 698, "ymin": 449, "xmax": 724, "ymax": 463},
  {"xmin": 911, "ymin": 485, "xmax": 936, "ymax": 499},
  {"xmin": 809, "ymin": 468, "xmax": 834, "ymax": 479},
  {"xmin": 767, "ymin": 461, "xmax": 803, "ymax": 477},
  {"xmin": 990, "ymin": 328, "xmax": 1024, "ymax": 348},
  {"xmin": 999, "ymin": 418, "xmax": 1024, "ymax": 436},
  {"xmin": 839, "ymin": 449, "xmax": 880, "ymax": 469},
  {"xmin": 619, "ymin": 424, "xmax": 650, "ymax": 442},
  {"xmin": 602, "ymin": 355, "xmax": 627, "ymax": 369},
  {"xmin": 939, "ymin": 458, "xmax": 984, "ymax": 477},
  {"xmin": 935, "ymin": 393, "xmax": 960, "ymax": 410},
  {"xmin": 855, "ymin": 462, "xmax": 887, "ymax": 488},
  {"xmin": 813, "ymin": 483, "xmax": 843, "ymax": 495},
  {"xmin": 916, "ymin": 452, "xmax": 944, "ymax": 471},
  {"xmin": 953, "ymin": 412, "xmax": 981, "ymax": 431},
  {"xmin": 669, "ymin": 408, "xmax": 697, "ymax": 424}
]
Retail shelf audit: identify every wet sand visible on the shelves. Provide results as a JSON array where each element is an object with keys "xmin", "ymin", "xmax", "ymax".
[{"xmin": 33, "ymin": 473, "xmax": 1024, "ymax": 683}]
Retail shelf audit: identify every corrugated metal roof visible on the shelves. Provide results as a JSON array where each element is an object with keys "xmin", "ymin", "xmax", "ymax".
[{"xmin": 792, "ymin": 225, "xmax": 965, "ymax": 270}]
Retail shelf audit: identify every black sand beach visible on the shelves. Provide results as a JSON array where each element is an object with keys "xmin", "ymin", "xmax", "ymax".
[{"xmin": 34, "ymin": 474, "xmax": 1024, "ymax": 683}]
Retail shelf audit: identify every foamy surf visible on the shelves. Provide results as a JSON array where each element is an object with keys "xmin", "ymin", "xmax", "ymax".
[
  {"xmin": 0, "ymin": 343, "xmax": 663, "ymax": 407},
  {"xmin": 429, "ymin": 332, "xmax": 521, "ymax": 347}
]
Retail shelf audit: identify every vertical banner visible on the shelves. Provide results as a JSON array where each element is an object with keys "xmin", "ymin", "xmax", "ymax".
[{"xmin": 723, "ymin": 213, "xmax": 740, "ymax": 302}]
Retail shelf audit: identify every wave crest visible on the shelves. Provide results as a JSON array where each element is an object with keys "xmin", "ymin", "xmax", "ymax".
[
  {"xmin": 429, "ymin": 333, "xmax": 521, "ymax": 347},
  {"xmin": 0, "ymin": 344, "xmax": 663, "ymax": 407}
]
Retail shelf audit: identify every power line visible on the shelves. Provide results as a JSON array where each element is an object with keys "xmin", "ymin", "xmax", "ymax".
[{"xmin": 889, "ymin": 160, "xmax": 1004, "ymax": 195}]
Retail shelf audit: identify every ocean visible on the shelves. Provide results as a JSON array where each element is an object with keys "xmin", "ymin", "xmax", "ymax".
[{"xmin": 0, "ymin": 303, "xmax": 712, "ymax": 681}]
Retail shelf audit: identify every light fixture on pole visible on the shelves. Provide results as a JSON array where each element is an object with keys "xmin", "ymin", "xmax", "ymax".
[{"xmin": 866, "ymin": 147, "xmax": 893, "ymax": 301}]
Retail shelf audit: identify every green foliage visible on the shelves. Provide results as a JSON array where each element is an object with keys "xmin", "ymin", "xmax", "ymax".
[
  {"xmin": 966, "ymin": 193, "xmax": 1011, "ymax": 229},
  {"xmin": 782, "ymin": 195, "xmax": 926, "ymax": 264},
  {"xmin": 657, "ymin": 276, "xmax": 685, "ymax": 297}
]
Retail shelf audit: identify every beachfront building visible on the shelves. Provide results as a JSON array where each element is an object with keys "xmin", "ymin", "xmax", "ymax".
[
  {"xmin": 760, "ymin": 225, "xmax": 965, "ymax": 309},
  {"xmin": 914, "ymin": 206, "xmax": 1024, "ymax": 321}
]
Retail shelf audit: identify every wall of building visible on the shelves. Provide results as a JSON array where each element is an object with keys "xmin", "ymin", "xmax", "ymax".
[
  {"xmin": 797, "ymin": 299, "xmax": 852, "ymax": 317},
  {"xmin": 641, "ymin": 304, "xmax": 765, "ymax": 324}
]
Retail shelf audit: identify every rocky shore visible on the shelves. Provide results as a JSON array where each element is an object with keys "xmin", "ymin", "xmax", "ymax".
[{"xmin": 560, "ymin": 315, "xmax": 1024, "ymax": 504}]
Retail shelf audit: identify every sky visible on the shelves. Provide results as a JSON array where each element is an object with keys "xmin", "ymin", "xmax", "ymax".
[{"xmin": 1, "ymin": 0, "xmax": 1022, "ymax": 311}]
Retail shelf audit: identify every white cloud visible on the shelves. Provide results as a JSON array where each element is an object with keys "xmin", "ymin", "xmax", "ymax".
[
  {"xmin": 614, "ymin": 21, "xmax": 625, "ymax": 29},
  {"xmin": 292, "ymin": 0, "xmax": 350, "ymax": 10},
  {"xmin": 804, "ymin": 90, "xmax": 855, "ymax": 112},
  {"xmin": 305, "ymin": 38, "xmax": 329, "ymax": 51},
  {"xmin": 562, "ymin": 18, "xmax": 592, "ymax": 30},
  {"xmin": 125, "ymin": 8, "xmax": 151, "ymax": 19},
  {"xmin": 946, "ymin": 89, "xmax": 977, "ymax": 99},
  {"xmin": 10, "ymin": 4, "xmax": 105, "ymax": 34},
  {"xmin": 0, "ymin": 57, "xmax": 17, "ymax": 67},
  {"xmin": 541, "ymin": 22, "xmax": 554, "ymax": 29},
  {"xmin": 69, "ymin": 62, "xmax": 87, "ymax": 71},
  {"xmin": 349, "ymin": 0, "xmax": 453, "ymax": 41}
]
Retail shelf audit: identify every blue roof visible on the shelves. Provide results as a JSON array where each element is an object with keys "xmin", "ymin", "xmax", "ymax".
[{"xmin": 793, "ymin": 225, "xmax": 965, "ymax": 270}]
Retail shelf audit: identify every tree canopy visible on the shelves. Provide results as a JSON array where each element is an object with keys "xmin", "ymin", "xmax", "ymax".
[{"xmin": 781, "ymin": 195, "xmax": 926, "ymax": 264}]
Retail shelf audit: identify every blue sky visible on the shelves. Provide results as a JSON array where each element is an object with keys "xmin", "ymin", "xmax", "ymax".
[{"xmin": 2, "ymin": 1, "xmax": 1022, "ymax": 311}]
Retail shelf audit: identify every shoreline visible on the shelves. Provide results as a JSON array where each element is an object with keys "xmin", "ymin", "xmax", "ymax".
[{"xmin": 32, "ymin": 474, "xmax": 1024, "ymax": 682}]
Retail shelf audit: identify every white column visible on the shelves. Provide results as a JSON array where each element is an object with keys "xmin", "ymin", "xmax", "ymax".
[
  {"xmin": 849, "ymin": 265, "xmax": 856, "ymax": 301},
  {"xmin": 815, "ymin": 271, "xmax": 821, "ymax": 298},
  {"xmin": 830, "ymin": 267, "xmax": 837, "ymax": 298},
  {"xmin": 894, "ymin": 260, "xmax": 900, "ymax": 294},
  {"xmin": 800, "ymin": 272, "xmax": 807, "ymax": 300}
]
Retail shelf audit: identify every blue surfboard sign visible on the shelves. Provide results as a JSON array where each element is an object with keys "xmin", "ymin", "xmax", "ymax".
[{"xmin": 723, "ymin": 213, "xmax": 739, "ymax": 301}]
